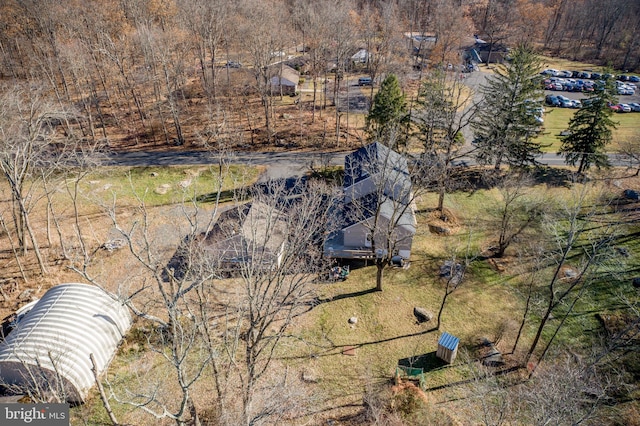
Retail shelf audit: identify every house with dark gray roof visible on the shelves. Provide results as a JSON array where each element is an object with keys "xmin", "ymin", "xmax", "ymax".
[{"xmin": 325, "ymin": 142, "xmax": 416, "ymax": 260}]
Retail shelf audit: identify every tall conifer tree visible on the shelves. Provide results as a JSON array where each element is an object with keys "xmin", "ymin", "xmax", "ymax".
[
  {"xmin": 472, "ymin": 45, "xmax": 544, "ymax": 170},
  {"xmin": 559, "ymin": 77, "xmax": 618, "ymax": 173}
]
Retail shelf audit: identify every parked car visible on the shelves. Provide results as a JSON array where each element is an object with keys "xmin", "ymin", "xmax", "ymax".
[
  {"xmin": 358, "ymin": 77, "xmax": 373, "ymax": 86},
  {"xmin": 609, "ymin": 103, "xmax": 621, "ymax": 112},
  {"xmin": 541, "ymin": 69, "xmax": 559, "ymax": 76},
  {"xmin": 225, "ymin": 61, "xmax": 242, "ymax": 68},
  {"xmin": 617, "ymin": 75, "xmax": 629, "ymax": 81},
  {"xmin": 545, "ymin": 95, "xmax": 560, "ymax": 106},
  {"xmin": 576, "ymin": 71, "xmax": 591, "ymax": 79},
  {"xmin": 628, "ymin": 103, "xmax": 640, "ymax": 112},
  {"xmin": 560, "ymin": 98, "xmax": 574, "ymax": 108},
  {"xmin": 618, "ymin": 86, "xmax": 635, "ymax": 95},
  {"xmin": 582, "ymin": 81, "xmax": 595, "ymax": 91},
  {"xmin": 617, "ymin": 104, "xmax": 632, "ymax": 113},
  {"xmin": 629, "ymin": 75, "xmax": 640, "ymax": 83},
  {"xmin": 558, "ymin": 70, "xmax": 573, "ymax": 78}
]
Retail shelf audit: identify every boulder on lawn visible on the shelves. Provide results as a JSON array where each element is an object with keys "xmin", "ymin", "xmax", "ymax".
[
  {"xmin": 429, "ymin": 224, "xmax": 451, "ymax": 235},
  {"xmin": 413, "ymin": 307, "xmax": 433, "ymax": 323},
  {"xmin": 480, "ymin": 338, "xmax": 505, "ymax": 367}
]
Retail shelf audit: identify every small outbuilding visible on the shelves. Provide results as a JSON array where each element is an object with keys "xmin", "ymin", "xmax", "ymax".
[
  {"xmin": 0, "ymin": 283, "xmax": 131, "ymax": 403},
  {"xmin": 436, "ymin": 332, "xmax": 459, "ymax": 364}
]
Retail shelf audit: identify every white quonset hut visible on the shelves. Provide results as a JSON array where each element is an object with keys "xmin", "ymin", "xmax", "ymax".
[{"xmin": 0, "ymin": 283, "xmax": 131, "ymax": 403}]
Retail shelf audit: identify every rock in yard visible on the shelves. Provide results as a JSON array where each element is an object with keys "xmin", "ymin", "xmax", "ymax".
[
  {"xmin": 429, "ymin": 224, "xmax": 451, "ymax": 235},
  {"xmin": 155, "ymin": 184, "xmax": 172, "ymax": 195},
  {"xmin": 18, "ymin": 289, "xmax": 33, "ymax": 301},
  {"xmin": 482, "ymin": 345, "xmax": 505, "ymax": 367},
  {"xmin": 178, "ymin": 179, "xmax": 192, "ymax": 189},
  {"xmin": 302, "ymin": 369, "xmax": 319, "ymax": 383},
  {"xmin": 413, "ymin": 307, "xmax": 432, "ymax": 323},
  {"xmin": 102, "ymin": 238, "xmax": 127, "ymax": 252},
  {"xmin": 348, "ymin": 316, "xmax": 358, "ymax": 325}
]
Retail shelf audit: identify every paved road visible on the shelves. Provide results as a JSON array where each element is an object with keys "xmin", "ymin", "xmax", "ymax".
[
  {"xmin": 105, "ymin": 150, "xmax": 349, "ymax": 181},
  {"xmin": 106, "ymin": 148, "xmax": 628, "ymax": 179},
  {"xmin": 104, "ymin": 67, "xmax": 629, "ymax": 175}
]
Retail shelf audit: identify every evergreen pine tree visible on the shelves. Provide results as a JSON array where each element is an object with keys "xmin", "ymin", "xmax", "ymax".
[
  {"xmin": 471, "ymin": 45, "xmax": 545, "ymax": 170},
  {"xmin": 559, "ymin": 77, "xmax": 618, "ymax": 174},
  {"xmin": 366, "ymin": 73, "xmax": 407, "ymax": 148}
]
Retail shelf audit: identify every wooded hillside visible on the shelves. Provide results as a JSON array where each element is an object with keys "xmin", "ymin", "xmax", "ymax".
[{"xmin": 0, "ymin": 0, "xmax": 637, "ymax": 152}]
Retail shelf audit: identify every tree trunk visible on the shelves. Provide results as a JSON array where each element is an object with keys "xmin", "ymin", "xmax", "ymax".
[
  {"xmin": 375, "ymin": 261, "xmax": 384, "ymax": 291},
  {"xmin": 511, "ymin": 278, "xmax": 533, "ymax": 354},
  {"xmin": 90, "ymin": 353, "xmax": 120, "ymax": 426}
]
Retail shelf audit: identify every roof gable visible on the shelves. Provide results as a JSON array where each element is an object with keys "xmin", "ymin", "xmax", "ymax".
[
  {"xmin": 344, "ymin": 142, "xmax": 409, "ymax": 188},
  {"xmin": 269, "ymin": 64, "xmax": 300, "ymax": 86}
]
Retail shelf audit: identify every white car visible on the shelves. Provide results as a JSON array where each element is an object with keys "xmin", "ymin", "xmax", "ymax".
[
  {"xmin": 618, "ymin": 86, "xmax": 635, "ymax": 95},
  {"xmin": 618, "ymin": 104, "xmax": 632, "ymax": 113}
]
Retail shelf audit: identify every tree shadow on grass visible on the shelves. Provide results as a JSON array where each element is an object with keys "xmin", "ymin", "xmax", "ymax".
[
  {"xmin": 192, "ymin": 188, "xmax": 242, "ymax": 204},
  {"xmin": 312, "ymin": 287, "xmax": 379, "ymax": 305},
  {"xmin": 281, "ymin": 327, "xmax": 439, "ymax": 361},
  {"xmin": 531, "ymin": 166, "xmax": 577, "ymax": 188},
  {"xmin": 398, "ymin": 351, "xmax": 447, "ymax": 373}
]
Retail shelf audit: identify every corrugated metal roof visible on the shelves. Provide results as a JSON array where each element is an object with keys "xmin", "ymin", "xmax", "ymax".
[
  {"xmin": 0, "ymin": 283, "xmax": 131, "ymax": 403},
  {"xmin": 438, "ymin": 332, "xmax": 460, "ymax": 351}
]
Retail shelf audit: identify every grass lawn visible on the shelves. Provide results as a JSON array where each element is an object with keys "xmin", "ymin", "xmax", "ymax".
[
  {"xmin": 537, "ymin": 107, "xmax": 640, "ymax": 152},
  {"xmin": 539, "ymin": 55, "xmax": 601, "ymax": 73},
  {"xmin": 284, "ymin": 176, "xmax": 640, "ymax": 421},
  {"xmin": 75, "ymin": 164, "xmax": 262, "ymax": 207}
]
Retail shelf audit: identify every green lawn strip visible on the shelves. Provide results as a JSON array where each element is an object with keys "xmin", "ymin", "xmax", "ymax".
[
  {"xmin": 537, "ymin": 108, "xmax": 640, "ymax": 153},
  {"xmin": 539, "ymin": 56, "xmax": 602, "ymax": 73},
  {"xmin": 76, "ymin": 165, "xmax": 260, "ymax": 207}
]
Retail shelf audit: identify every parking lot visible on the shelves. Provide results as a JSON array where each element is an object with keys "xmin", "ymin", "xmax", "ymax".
[{"xmin": 542, "ymin": 69, "xmax": 640, "ymax": 111}]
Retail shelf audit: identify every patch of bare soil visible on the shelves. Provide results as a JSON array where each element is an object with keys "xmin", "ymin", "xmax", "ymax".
[
  {"xmin": 486, "ymin": 256, "xmax": 514, "ymax": 272},
  {"xmin": 426, "ymin": 208, "xmax": 461, "ymax": 236}
]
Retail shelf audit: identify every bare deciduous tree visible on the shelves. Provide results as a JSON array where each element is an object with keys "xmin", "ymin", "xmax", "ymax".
[
  {"xmin": 0, "ymin": 84, "xmax": 77, "ymax": 275},
  {"xmin": 525, "ymin": 181, "xmax": 618, "ymax": 373},
  {"xmin": 616, "ymin": 137, "xmax": 640, "ymax": 176},
  {"xmin": 486, "ymin": 172, "xmax": 543, "ymax": 258},
  {"xmin": 414, "ymin": 68, "xmax": 477, "ymax": 215}
]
